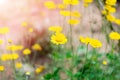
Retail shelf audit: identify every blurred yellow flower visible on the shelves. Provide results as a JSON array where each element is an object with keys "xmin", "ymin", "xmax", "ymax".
[
  {"xmin": 83, "ymin": 0, "xmax": 93, "ymax": 7},
  {"xmin": 21, "ymin": 22, "xmax": 28, "ymax": 27},
  {"xmin": 15, "ymin": 62, "xmax": 22, "ymax": 69},
  {"xmin": 105, "ymin": 5, "xmax": 116, "ymax": 13},
  {"xmin": 32, "ymin": 43, "xmax": 42, "ymax": 51},
  {"xmin": 48, "ymin": 26, "xmax": 62, "ymax": 32},
  {"xmin": 23, "ymin": 48, "xmax": 31, "ymax": 55},
  {"xmin": 89, "ymin": 39, "xmax": 102, "ymax": 48},
  {"xmin": 1, "ymin": 53, "xmax": 19, "ymax": 61},
  {"xmin": 0, "ymin": 65, "xmax": 4, "ymax": 71},
  {"xmin": 79, "ymin": 36, "xmax": 91, "ymax": 45},
  {"xmin": 60, "ymin": 10, "xmax": 71, "ymax": 16},
  {"xmin": 115, "ymin": 19, "xmax": 120, "ymax": 25},
  {"xmin": 105, "ymin": 0, "xmax": 117, "ymax": 6},
  {"xmin": 109, "ymin": 32, "xmax": 120, "ymax": 40},
  {"xmin": 71, "ymin": 11, "xmax": 81, "ymax": 18},
  {"xmin": 51, "ymin": 33, "xmax": 67, "ymax": 45},
  {"xmin": 8, "ymin": 39, "xmax": 12, "ymax": 43},
  {"xmin": 63, "ymin": 0, "xmax": 79, "ymax": 5},
  {"xmin": 28, "ymin": 28, "xmax": 33, "ymax": 33},
  {"xmin": 6, "ymin": 45, "xmax": 24, "ymax": 51},
  {"xmin": 35, "ymin": 66, "xmax": 44, "ymax": 74},
  {"xmin": 68, "ymin": 19, "xmax": 79, "ymax": 25},
  {"xmin": 106, "ymin": 14, "xmax": 115, "ymax": 22},
  {"xmin": 44, "ymin": 1, "xmax": 56, "ymax": 9},
  {"xmin": 102, "ymin": 60, "xmax": 107, "ymax": 65},
  {"xmin": 57, "ymin": 4, "xmax": 66, "ymax": 10},
  {"xmin": 0, "ymin": 27, "xmax": 9, "ymax": 34},
  {"xmin": 0, "ymin": 40, "xmax": 3, "ymax": 44},
  {"xmin": 26, "ymin": 72, "xmax": 30, "ymax": 75}
]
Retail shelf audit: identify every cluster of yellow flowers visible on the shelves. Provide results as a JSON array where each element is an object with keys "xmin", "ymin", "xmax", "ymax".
[
  {"xmin": 102, "ymin": 0, "xmax": 120, "ymax": 25},
  {"xmin": 6, "ymin": 45, "xmax": 24, "ymax": 51},
  {"xmin": 83, "ymin": 0, "xmax": 93, "ymax": 7},
  {"xmin": 1, "ymin": 53, "xmax": 19, "ymax": 61},
  {"xmin": 109, "ymin": 31, "xmax": 120, "ymax": 40},
  {"xmin": 49, "ymin": 26, "xmax": 67, "ymax": 45},
  {"xmin": 79, "ymin": 36, "xmax": 102, "ymax": 48}
]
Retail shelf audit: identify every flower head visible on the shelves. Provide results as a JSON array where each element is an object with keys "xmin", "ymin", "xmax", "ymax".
[
  {"xmin": 60, "ymin": 10, "xmax": 71, "ymax": 16},
  {"xmin": 23, "ymin": 48, "xmax": 31, "ymax": 55},
  {"xmin": 0, "ymin": 27, "xmax": 9, "ymax": 34},
  {"xmin": 35, "ymin": 66, "xmax": 44, "ymax": 74},
  {"xmin": 48, "ymin": 26, "xmax": 62, "ymax": 32},
  {"xmin": 15, "ymin": 62, "xmax": 22, "ymax": 69},
  {"xmin": 0, "ymin": 65, "xmax": 4, "ymax": 71},
  {"xmin": 109, "ymin": 32, "xmax": 120, "ymax": 40},
  {"xmin": 89, "ymin": 39, "xmax": 102, "ymax": 48},
  {"xmin": 51, "ymin": 33, "xmax": 67, "ymax": 45},
  {"xmin": 32, "ymin": 43, "xmax": 42, "ymax": 51},
  {"xmin": 68, "ymin": 19, "xmax": 79, "ymax": 25},
  {"xmin": 44, "ymin": 1, "xmax": 56, "ymax": 9},
  {"xmin": 102, "ymin": 60, "xmax": 107, "ymax": 65}
]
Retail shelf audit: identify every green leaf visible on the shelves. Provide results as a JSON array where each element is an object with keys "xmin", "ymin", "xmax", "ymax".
[{"xmin": 44, "ymin": 73, "xmax": 53, "ymax": 80}]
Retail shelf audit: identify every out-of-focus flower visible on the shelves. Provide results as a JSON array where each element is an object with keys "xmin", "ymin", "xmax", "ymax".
[
  {"xmin": 15, "ymin": 62, "xmax": 22, "ymax": 69},
  {"xmin": 1, "ymin": 53, "xmax": 19, "ymax": 61},
  {"xmin": 89, "ymin": 39, "xmax": 102, "ymax": 48},
  {"xmin": 79, "ymin": 36, "xmax": 91, "ymax": 45},
  {"xmin": 35, "ymin": 66, "xmax": 44, "ymax": 74},
  {"xmin": 106, "ymin": 14, "xmax": 116, "ymax": 22},
  {"xmin": 21, "ymin": 22, "xmax": 28, "ymax": 27},
  {"xmin": 44, "ymin": 1, "xmax": 56, "ymax": 9},
  {"xmin": 0, "ymin": 65, "xmax": 4, "ymax": 71},
  {"xmin": 51, "ymin": 32, "xmax": 67, "ymax": 45},
  {"xmin": 105, "ymin": 5, "xmax": 116, "ymax": 13},
  {"xmin": 0, "ymin": 40, "xmax": 3, "ymax": 44},
  {"xmin": 102, "ymin": 60, "xmax": 107, "ymax": 65},
  {"xmin": 109, "ymin": 32, "xmax": 120, "ymax": 40},
  {"xmin": 23, "ymin": 48, "xmax": 31, "ymax": 55},
  {"xmin": 71, "ymin": 10, "xmax": 81, "ymax": 18},
  {"xmin": 48, "ymin": 26, "xmax": 62, "ymax": 32},
  {"xmin": 0, "ymin": 27, "xmax": 9, "ymax": 34},
  {"xmin": 60, "ymin": 10, "xmax": 71, "ymax": 16},
  {"xmin": 57, "ymin": 4, "xmax": 66, "ymax": 10},
  {"xmin": 63, "ymin": 0, "xmax": 79, "ymax": 5},
  {"xmin": 32, "ymin": 43, "xmax": 42, "ymax": 51},
  {"xmin": 79, "ymin": 36, "xmax": 102, "ymax": 48},
  {"xmin": 28, "ymin": 28, "xmax": 34, "ymax": 33},
  {"xmin": 115, "ymin": 19, "xmax": 120, "ymax": 25},
  {"xmin": 83, "ymin": 0, "xmax": 93, "ymax": 7},
  {"xmin": 68, "ymin": 19, "xmax": 79, "ymax": 25},
  {"xmin": 8, "ymin": 39, "xmax": 12, "ymax": 43},
  {"xmin": 26, "ymin": 71, "xmax": 31, "ymax": 76},
  {"xmin": 6, "ymin": 45, "xmax": 24, "ymax": 51}
]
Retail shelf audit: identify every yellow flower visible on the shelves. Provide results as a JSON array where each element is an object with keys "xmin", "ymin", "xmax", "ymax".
[
  {"xmin": 60, "ymin": 10, "xmax": 71, "ymax": 16},
  {"xmin": 8, "ymin": 39, "xmax": 12, "ymax": 43},
  {"xmin": 15, "ymin": 62, "xmax": 22, "ymax": 69},
  {"xmin": 63, "ymin": 0, "xmax": 79, "ymax": 5},
  {"xmin": 106, "ymin": 14, "xmax": 115, "ymax": 22},
  {"xmin": 0, "ymin": 40, "xmax": 3, "ymax": 44},
  {"xmin": 79, "ymin": 36, "xmax": 91, "ymax": 45},
  {"xmin": 109, "ymin": 32, "xmax": 120, "ymax": 40},
  {"xmin": 102, "ymin": 10, "xmax": 107, "ymax": 15},
  {"xmin": 115, "ymin": 19, "xmax": 120, "ymax": 25},
  {"xmin": 102, "ymin": 60, "xmax": 107, "ymax": 65},
  {"xmin": 57, "ymin": 4, "xmax": 66, "ymax": 10},
  {"xmin": 21, "ymin": 22, "xmax": 28, "ymax": 27},
  {"xmin": 1, "ymin": 53, "xmax": 19, "ymax": 61},
  {"xmin": 28, "ymin": 28, "xmax": 33, "ymax": 33},
  {"xmin": 44, "ymin": 1, "xmax": 56, "ymax": 9},
  {"xmin": 51, "ymin": 33, "xmax": 67, "ymax": 45},
  {"xmin": 106, "ymin": 0, "xmax": 117, "ymax": 6},
  {"xmin": 35, "ymin": 66, "xmax": 44, "ymax": 74},
  {"xmin": 0, "ymin": 65, "xmax": 4, "ymax": 71},
  {"xmin": 83, "ymin": 0, "xmax": 93, "ymax": 7},
  {"xmin": 105, "ymin": 5, "xmax": 116, "ymax": 13},
  {"xmin": 0, "ymin": 27, "xmax": 9, "ymax": 34},
  {"xmin": 23, "ymin": 48, "xmax": 31, "ymax": 55},
  {"xmin": 68, "ymin": 19, "xmax": 79, "ymax": 25},
  {"xmin": 26, "ymin": 72, "xmax": 30, "ymax": 75},
  {"xmin": 89, "ymin": 39, "xmax": 102, "ymax": 48},
  {"xmin": 71, "ymin": 11, "xmax": 81, "ymax": 18},
  {"xmin": 6, "ymin": 45, "xmax": 24, "ymax": 51},
  {"xmin": 48, "ymin": 26, "xmax": 62, "ymax": 32},
  {"xmin": 32, "ymin": 43, "xmax": 42, "ymax": 51}
]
